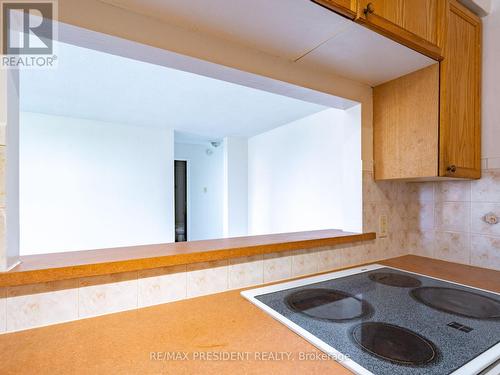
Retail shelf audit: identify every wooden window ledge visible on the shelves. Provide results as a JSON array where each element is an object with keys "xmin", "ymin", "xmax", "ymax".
[{"xmin": 0, "ymin": 230, "xmax": 376, "ymax": 287}]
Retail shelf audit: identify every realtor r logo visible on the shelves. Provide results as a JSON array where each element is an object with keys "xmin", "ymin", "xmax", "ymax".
[
  {"xmin": 2, "ymin": 1, "xmax": 53, "ymax": 54},
  {"xmin": 1, "ymin": 0, "xmax": 57, "ymax": 68}
]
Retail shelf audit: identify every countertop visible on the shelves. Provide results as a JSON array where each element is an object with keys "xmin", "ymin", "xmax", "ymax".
[
  {"xmin": 0, "ymin": 255, "xmax": 498, "ymax": 375},
  {"xmin": 1, "ymin": 230, "xmax": 375, "ymax": 287}
]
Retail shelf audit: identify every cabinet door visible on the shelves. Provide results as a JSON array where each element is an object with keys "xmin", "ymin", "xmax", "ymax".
[
  {"xmin": 439, "ymin": 0, "xmax": 481, "ymax": 179},
  {"xmin": 374, "ymin": 64, "xmax": 440, "ymax": 180},
  {"xmin": 312, "ymin": 0, "xmax": 358, "ymax": 19},
  {"xmin": 357, "ymin": 0, "xmax": 444, "ymax": 60}
]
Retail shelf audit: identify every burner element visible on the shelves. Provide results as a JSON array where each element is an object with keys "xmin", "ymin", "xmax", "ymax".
[
  {"xmin": 369, "ymin": 272, "xmax": 422, "ymax": 287},
  {"xmin": 285, "ymin": 288, "xmax": 372, "ymax": 322},
  {"xmin": 411, "ymin": 287, "xmax": 500, "ymax": 320},
  {"xmin": 352, "ymin": 322, "xmax": 437, "ymax": 366}
]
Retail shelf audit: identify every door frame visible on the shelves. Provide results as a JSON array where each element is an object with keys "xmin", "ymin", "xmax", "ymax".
[{"xmin": 174, "ymin": 159, "xmax": 191, "ymax": 242}]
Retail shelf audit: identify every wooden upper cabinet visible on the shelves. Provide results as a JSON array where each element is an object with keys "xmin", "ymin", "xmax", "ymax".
[
  {"xmin": 356, "ymin": 0, "xmax": 445, "ymax": 60},
  {"xmin": 439, "ymin": 0, "xmax": 482, "ymax": 179},
  {"xmin": 374, "ymin": 64, "xmax": 440, "ymax": 180},
  {"xmin": 373, "ymin": 0, "xmax": 482, "ymax": 181},
  {"xmin": 312, "ymin": 0, "xmax": 358, "ymax": 19}
]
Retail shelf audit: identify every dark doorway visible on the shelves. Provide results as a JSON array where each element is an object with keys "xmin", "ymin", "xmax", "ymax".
[{"xmin": 174, "ymin": 160, "xmax": 187, "ymax": 242}]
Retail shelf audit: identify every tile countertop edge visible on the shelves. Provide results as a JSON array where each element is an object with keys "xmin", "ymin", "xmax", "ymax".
[{"xmin": 0, "ymin": 230, "xmax": 376, "ymax": 287}]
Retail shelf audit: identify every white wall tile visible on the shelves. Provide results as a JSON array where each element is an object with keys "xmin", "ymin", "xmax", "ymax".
[
  {"xmin": 435, "ymin": 202, "xmax": 471, "ymax": 232},
  {"xmin": 434, "ymin": 231, "xmax": 470, "ymax": 264},
  {"xmin": 263, "ymin": 252, "xmax": 292, "ymax": 283},
  {"xmin": 407, "ymin": 230, "xmax": 435, "ymax": 258},
  {"xmin": 0, "ymin": 287, "xmax": 6, "ymax": 333},
  {"xmin": 471, "ymin": 170, "xmax": 500, "ymax": 202},
  {"xmin": 228, "ymin": 255, "xmax": 263, "ymax": 289},
  {"xmin": 186, "ymin": 260, "xmax": 228, "ymax": 298},
  {"xmin": 6, "ymin": 279, "xmax": 78, "ymax": 332},
  {"xmin": 138, "ymin": 265, "xmax": 187, "ymax": 308},
  {"xmin": 470, "ymin": 234, "xmax": 500, "ymax": 270},
  {"xmin": 79, "ymin": 272, "xmax": 138, "ymax": 318},
  {"xmin": 407, "ymin": 182, "xmax": 435, "ymax": 203},
  {"xmin": 291, "ymin": 250, "xmax": 318, "ymax": 277},
  {"xmin": 0, "ymin": 146, "xmax": 4, "ymax": 207},
  {"xmin": 487, "ymin": 159, "xmax": 500, "ymax": 170},
  {"xmin": 471, "ymin": 202, "xmax": 500, "ymax": 236},
  {"xmin": 316, "ymin": 248, "xmax": 340, "ymax": 272},
  {"xmin": 434, "ymin": 181, "xmax": 471, "ymax": 202}
]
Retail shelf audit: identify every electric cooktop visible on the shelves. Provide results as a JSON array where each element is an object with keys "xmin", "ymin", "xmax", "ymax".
[{"xmin": 241, "ymin": 265, "xmax": 500, "ymax": 375}]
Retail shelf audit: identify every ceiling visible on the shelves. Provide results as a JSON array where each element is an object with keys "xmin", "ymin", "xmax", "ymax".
[
  {"xmin": 20, "ymin": 41, "xmax": 329, "ymax": 138},
  {"xmin": 100, "ymin": 0, "xmax": 435, "ymax": 86}
]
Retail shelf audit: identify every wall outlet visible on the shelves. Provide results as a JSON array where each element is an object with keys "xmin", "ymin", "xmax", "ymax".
[{"xmin": 379, "ymin": 215, "xmax": 388, "ymax": 238}]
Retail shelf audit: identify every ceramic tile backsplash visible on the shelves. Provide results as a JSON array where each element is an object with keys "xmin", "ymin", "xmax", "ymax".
[
  {"xmin": 78, "ymin": 272, "xmax": 138, "ymax": 318},
  {"xmin": 435, "ymin": 202, "xmax": 471, "ymax": 232},
  {"xmin": 0, "ymin": 147, "xmax": 5, "ymax": 207},
  {"xmin": 6, "ymin": 280, "xmax": 78, "ymax": 332},
  {"xmin": 263, "ymin": 252, "xmax": 292, "ymax": 283},
  {"xmin": 138, "ymin": 265, "xmax": 187, "ymax": 308},
  {"xmin": 291, "ymin": 250, "xmax": 319, "ymax": 277},
  {"xmin": 186, "ymin": 260, "xmax": 228, "ymax": 298},
  {"xmin": 229, "ymin": 255, "xmax": 263, "ymax": 289},
  {"xmin": 7, "ymin": 168, "xmax": 491, "ymax": 335},
  {"xmin": 0, "ymin": 287, "xmax": 6, "ymax": 333},
  {"xmin": 470, "ymin": 234, "xmax": 500, "ymax": 269},
  {"xmin": 409, "ymin": 168, "xmax": 500, "ymax": 271}
]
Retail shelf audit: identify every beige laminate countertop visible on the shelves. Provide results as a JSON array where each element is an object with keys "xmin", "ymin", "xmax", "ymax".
[{"xmin": 0, "ymin": 255, "xmax": 499, "ymax": 375}]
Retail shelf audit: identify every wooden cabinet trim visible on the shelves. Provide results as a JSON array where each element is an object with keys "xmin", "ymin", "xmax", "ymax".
[
  {"xmin": 356, "ymin": 0, "xmax": 444, "ymax": 61},
  {"xmin": 311, "ymin": 0, "xmax": 358, "ymax": 19}
]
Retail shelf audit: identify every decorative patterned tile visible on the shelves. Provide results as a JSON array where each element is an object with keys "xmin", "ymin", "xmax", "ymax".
[
  {"xmin": 6, "ymin": 279, "xmax": 78, "ymax": 332},
  {"xmin": 470, "ymin": 234, "xmax": 500, "ymax": 271},
  {"xmin": 186, "ymin": 260, "xmax": 228, "ymax": 298},
  {"xmin": 229, "ymin": 255, "xmax": 263, "ymax": 289},
  {"xmin": 362, "ymin": 241, "xmax": 379, "ymax": 263},
  {"xmin": 407, "ymin": 202, "xmax": 434, "ymax": 230},
  {"xmin": 317, "ymin": 247, "xmax": 341, "ymax": 273},
  {"xmin": 407, "ymin": 182, "xmax": 435, "ymax": 203},
  {"xmin": 471, "ymin": 202, "xmax": 500, "ymax": 236},
  {"xmin": 434, "ymin": 181, "xmax": 471, "ymax": 202},
  {"xmin": 407, "ymin": 230, "xmax": 435, "ymax": 258},
  {"xmin": 362, "ymin": 172, "xmax": 379, "ymax": 203},
  {"xmin": 79, "ymin": 272, "xmax": 138, "ymax": 319},
  {"xmin": 138, "ymin": 265, "xmax": 187, "ymax": 308},
  {"xmin": 471, "ymin": 170, "xmax": 500, "ymax": 202},
  {"xmin": 0, "ymin": 146, "xmax": 5, "ymax": 207},
  {"xmin": 291, "ymin": 250, "xmax": 319, "ymax": 277},
  {"xmin": 263, "ymin": 252, "xmax": 292, "ymax": 283},
  {"xmin": 434, "ymin": 231, "xmax": 470, "ymax": 265},
  {"xmin": 435, "ymin": 202, "xmax": 470, "ymax": 232},
  {"xmin": 376, "ymin": 180, "xmax": 400, "ymax": 203},
  {"xmin": 0, "ymin": 287, "xmax": 6, "ymax": 333},
  {"xmin": 362, "ymin": 202, "xmax": 378, "ymax": 232},
  {"xmin": 487, "ymin": 160, "xmax": 500, "ymax": 170}
]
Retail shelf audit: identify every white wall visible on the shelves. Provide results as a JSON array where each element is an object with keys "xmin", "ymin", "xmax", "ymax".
[
  {"xmin": 248, "ymin": 108, "xmax": 361, "ymax": 235},
  {"xmin": 223, "ymin": 137, "xmax": 248, "ymax": 237},
  {"xmin": 482, "ymin": 0, "xmax": 500, "ymax": 162},
  {"xmin": 174, "ymin": 142, "xmax": 224, "ymax": 241},
  {"xmin": 20, "ymin": 112, "xmax": 174, "ymax": 255}
]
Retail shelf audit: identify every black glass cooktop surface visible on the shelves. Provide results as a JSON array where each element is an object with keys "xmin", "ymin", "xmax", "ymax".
[
  {"xmin": 411, "ymin": 287, "xmax": 500, "ymax": 320},
  {"xmin": 352, "ymin": 322, "xmax": 437, "ymax": 366},
  {"xmin": 254, "ymin": 267, "xmax": 500, "ymax": 375},
  {"xmin": 285, "ymin": 288, "xmax": 372, "ymax": 322},
  {"xmin": 369, "ymin": 272, "xmax": 422, "ymax": 288}
]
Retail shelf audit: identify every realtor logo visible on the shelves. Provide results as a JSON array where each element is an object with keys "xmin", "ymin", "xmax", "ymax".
[{"xmin": 1, "ymin": 0, "xmax": 57, "ymax": 68}]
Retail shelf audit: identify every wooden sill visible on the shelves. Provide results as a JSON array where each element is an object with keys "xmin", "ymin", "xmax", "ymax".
[{"xmin": 0, "ymin": 230, "xmax": 375, "ymax": 287}]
